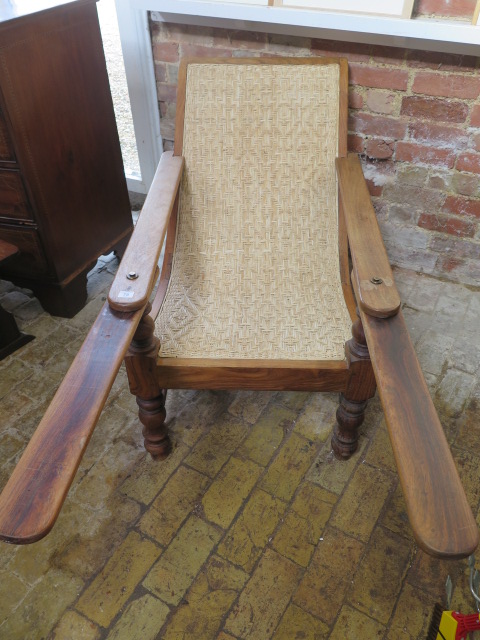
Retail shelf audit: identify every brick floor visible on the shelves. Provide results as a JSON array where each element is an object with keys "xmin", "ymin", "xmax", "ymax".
[{"xmin": 0, "ymin": 257, "xmax": 479, "ymax": 639}]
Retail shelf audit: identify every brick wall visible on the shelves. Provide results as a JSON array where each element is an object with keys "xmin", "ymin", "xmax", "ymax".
[
  {"xmin": 414, "ymin": 0, "xmax": 477, "ymax": 20},
  {"xmin": 150, "ymin": 20, "xmax": 480, "ymax": 286}
]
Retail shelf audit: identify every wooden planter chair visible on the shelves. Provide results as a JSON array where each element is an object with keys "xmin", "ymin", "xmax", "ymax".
[{"xmin": 0, "ymin": 58, "xmax": 478, "ymax": 559}]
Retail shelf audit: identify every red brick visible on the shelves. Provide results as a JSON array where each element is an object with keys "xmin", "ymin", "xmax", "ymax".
[
  {"xmin": 366, "ymin": 179, "xmax": 383, "ymax": 197},
  {"xmin": 409, "ymin": 122, "xmax": 469, "ymax": 150},
  {"xmin": 159, "ymin": 102, "xmax": 168, "ymax": 118},
  {"xmin": 412, "ymin": 72, "xmax": 480, "ymax": 100},
  {"xmin": 443, "ymin": 195, "xmax": 480, "ymax": 219},
  {"xmin": 156, "ymin": 84, "xmax": 177, "ymax": 103},
  {"xmin": 154, "ymin": 62, "xmax": 167, "ymax": 83},
  {"xmin": 418, "ymin": 212, "xmax": 476, "ymax": 237},
  {"xmin": 415, "ymin": 0, "xmax": 476, "ymax": 18},
  {"xmin": 368, "ymin": 45, "xmax": 406, "ymax": 64},
  {"xmin": 474, "ymin": 133, "xmax": 480, "ymax": 153},
  {"xmin": 366, "ymin": 90, "xmax": 396, "ymax": 115},
  {"xmin": 179, "ymin": 43, "xmax": 232, "ymax": 58},
  {"xmin": 152, "ymin": 42, "xmax": 179, "ymax": 63},
  {"xmin": 365, "ymin": 138, "xmax": 395, "ymax": 160},
  {"xmin": 266, "ymin": 34, "xmax": 312, "ymax": 54},
  {"xmin": 437, "ymin": 255, "xmax": 464, "ymax": 273},
  {"xmin": 347, "ymin": 134, "xmax": 364, "ymax": 154},
  {"xmin": 396, "ymin": 142, "xmax": 456, "ymax": 168},
  {"xmin": 311, "ymin": 39, "xmax": 371, "ymax": 63},
  {"xmin": 227, "ymin": 30, "xmax": 267, "ymax": 50},
  {"xmin": 430, "ymin": 234, "xmax": 480, "ymax": 260},
  {"xmin": 471, "ymin": 105, "xmax": 480, "ymax": 127},
  {"xmin": 154, "ymin": 23, "xmax": 214, "ymax": 45},
  {"xmin": 406, "ymin": 50, "xmax": 477, "ymax": 72},
  {"xmin": 349, "ymin": 112, "xmax": 407, "ymax": 139},
  {"xmin": 457, "ymin": 152, "xmax": 480, "ymax": 174},
  {"xmin": 401, "ymin": 96, "xmax": 468, "ymax": 123},
  {"xmin": 348, "ymin": 89, "xmax": 363, "ymax": 109},
  {"xmin": 349, "ymin": 64, "xmax": 408, "ymax": 91}
]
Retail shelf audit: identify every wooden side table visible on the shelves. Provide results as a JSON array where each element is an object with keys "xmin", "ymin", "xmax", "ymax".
[{"xmin": 0, "ymin": 0, "xmax": 133, "ymax": 317}]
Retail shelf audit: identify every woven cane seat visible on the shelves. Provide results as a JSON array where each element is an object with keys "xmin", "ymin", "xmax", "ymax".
[{"xmin": 155, "ymin": 63, "xmax": 352, "ymax": 361}]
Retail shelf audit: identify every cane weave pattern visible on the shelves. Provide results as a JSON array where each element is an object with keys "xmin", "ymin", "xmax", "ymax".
[{"xmin": 155, "ymin": 63, "xmax": 352, "ymax": 360}]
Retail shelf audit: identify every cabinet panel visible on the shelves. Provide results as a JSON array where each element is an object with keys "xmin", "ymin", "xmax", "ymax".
[
  {"xmin": 0, "ymin": 109, "xmax": 15, "ymax": 162},
  {"xmin": 0, "ymin": 0, "xmax": 133, "ymax": 316},
  {"xmin": 0, "ymin": 225, "xmax": 47, "ymax": 277},
  {"xmin": 0, "ymin": 170, "xmax": 34, "ymax": 222}
]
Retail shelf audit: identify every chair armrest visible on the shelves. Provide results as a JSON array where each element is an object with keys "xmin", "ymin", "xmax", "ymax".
[
  {"xmin": 109, "ymin": 151, "xmax": 184, "ymax": 312},
  {"xmin": 0, "ymin": 303, "xmax": 144, "ymax": 543},
  {"xmin": 356, "ymin": 294, "xmax": 479, "ymax": 558},
  {"xmin": 336, "ymin": 154, "xmax": 400, "ymax": 318}
]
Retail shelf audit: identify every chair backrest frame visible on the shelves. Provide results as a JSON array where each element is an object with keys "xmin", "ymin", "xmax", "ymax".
[{"xmin": 155, "ymin": 56, "xmax": 356, "ymax": 323}]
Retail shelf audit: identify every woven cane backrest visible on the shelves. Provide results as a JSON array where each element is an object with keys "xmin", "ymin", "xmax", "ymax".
[{"xmin": 155, "ymin": 60, "xmax": 352, "ymax": 360}]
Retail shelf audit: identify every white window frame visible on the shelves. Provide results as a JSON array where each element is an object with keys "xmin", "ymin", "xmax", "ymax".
[{"xmin": 115, "ymin": 0, "xmax": 480, "ymax": 193}]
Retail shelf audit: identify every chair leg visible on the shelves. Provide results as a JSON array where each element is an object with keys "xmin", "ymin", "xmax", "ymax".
[
  {"xmin": 332, "ymin": 314, "xmax": 377, "ymax": 459},
  {"xmin": 124, "ymin": 303, "xmax": 171, "ymax": 459}
]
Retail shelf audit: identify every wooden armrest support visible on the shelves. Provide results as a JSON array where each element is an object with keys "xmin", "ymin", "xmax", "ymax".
[
  {"xmin": 0, "ymin": 303, "xmax": 144, "ymax": 544},
  {"xmin": 356, "ymin": 295, "xmax": 479, "ymax": 558},
  {"xmin": 336, "ymin": 154, "xmax": 401, "ymax": 319},
  {"xmin": 108, "ymin": 151, "xmax": 184, "ymax": 312}
]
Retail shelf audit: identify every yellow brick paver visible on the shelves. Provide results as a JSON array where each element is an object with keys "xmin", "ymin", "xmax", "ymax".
[
  {"xmin": 224, "ymin": 549, "xmax": 303, "ymax": 639},
  {"xmin": 119, "ymin": 441, "xmax": 190, "ymax": 505},
  {"xmin": 273, "ymin": 512, "xmax": 323, "ymax": 567},
  {"xmin": 50, "ymin": 610, "xmax": 101, "ymax": 640},
  {"xmin": 106, "ymin": 594, "xmax": 170, "ymax": 640},
  {"xmin": 349, "ymin": 526, "xmax": 412, "ymax": 624},
  {"xmin": 272, "ymin": 603, "xmax": 329, "ymax": 639},
  {"xmin": 143, "ymin": 515, "xmax": 222, "ymax": 605},
  {"xmin": 227, "ymin": 390, "xmax": 273, "ymax": 424},
  {"xmin": 173, "ymin": 390, "xmax": 232, "ymax": 447},
  {"xmin": 202, "ymin": 457, "xmax": 262, "ymax": 528},
  {"xmin": 0, "ymin": 570, "xmax": 29, "ymax": 625},
  {"xmin": 1, "ymin": 250, "xmax": 478, "ymax": 640},
  {"xmin": 237, "ymin": 405, "xmax": 296, "ymax": 466},
  {"xmin": 0, "ymin": 569, "xmax": 83, "ymax": 640},
  {"xmin": 139, "ymin": 464, "xmax": 210, "ymax": 545},
  {"xmin": 218, "ymin": 488, "xmax": 287, "ymax": 571},
  {"xmin": 364, "ymin": 419, "xmax": 396, "ymax": 471},
  {"xmin": 185, "ymin": 414, "xmax": 250, "ymax": 476},
  {"xmin": 329, "ymin": 605, "xmax": 386, "ymax": 639},
  {"xmin": 76, "ymin": 531, "xmax": 161, "ymax": 628},
  {"xmin": 294, "ymin": 393, "xmax": 337, "ymax": 442},
  {"xmin": 272, "ymin": 483, "xmax": 337, "ymax": 566},
  {"xmin": 386, "ymin": 583, "xmax": 437, "ymax": 640},
  {"xmin": 162, "ymin": 555, "xmax": 248, "ymax": 640},
  {"xmin": 330, "ymin": 462, "xmax": 395, "ymax": 542},
  {"xmin": 306, "ymin": 436, "xmax": 367, "ymax": 495},
  {"xmin": 294, "ymin": 529, "xmax": 364, "ymax": 625},
  {"xmin": 381, "ymin": 482, "xmax": 414, "ymax": 541},
  {"xmin": 56, "ymin": 494, "xmax": 142, "ymax": 581},
  {"xmin": 260, "ymin": 432, "xmax": 317, "ymax": 500}
]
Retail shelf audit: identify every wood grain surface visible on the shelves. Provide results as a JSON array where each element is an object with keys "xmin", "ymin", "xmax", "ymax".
[
  {"xmin": 337, "ymin": 154, "xmax": 401, "ymax": 318},
  {"xmin": 0, "ymin": 303, "xmax": 144, "ymax": 543},
  {"xmin": 108, "ymin": 152, "xmax": 184, "ymax": 312},
  {"xmin": 359, "ymin": 302, "xmax": 479, "ymax": 558}
]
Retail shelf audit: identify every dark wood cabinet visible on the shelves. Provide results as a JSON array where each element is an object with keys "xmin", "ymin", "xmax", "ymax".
[{"xmin": 0, "ymin": 0, "xmax": 133, "ymax": 317}]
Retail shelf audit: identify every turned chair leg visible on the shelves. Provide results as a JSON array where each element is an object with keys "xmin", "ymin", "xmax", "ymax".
[
  {"xmin": 124, "ymin": 303, "xmax": 171, "ymax": 459},
  {"xmin": 332, "ymin": 314, "xmax": 377, "ymax": 459}
]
